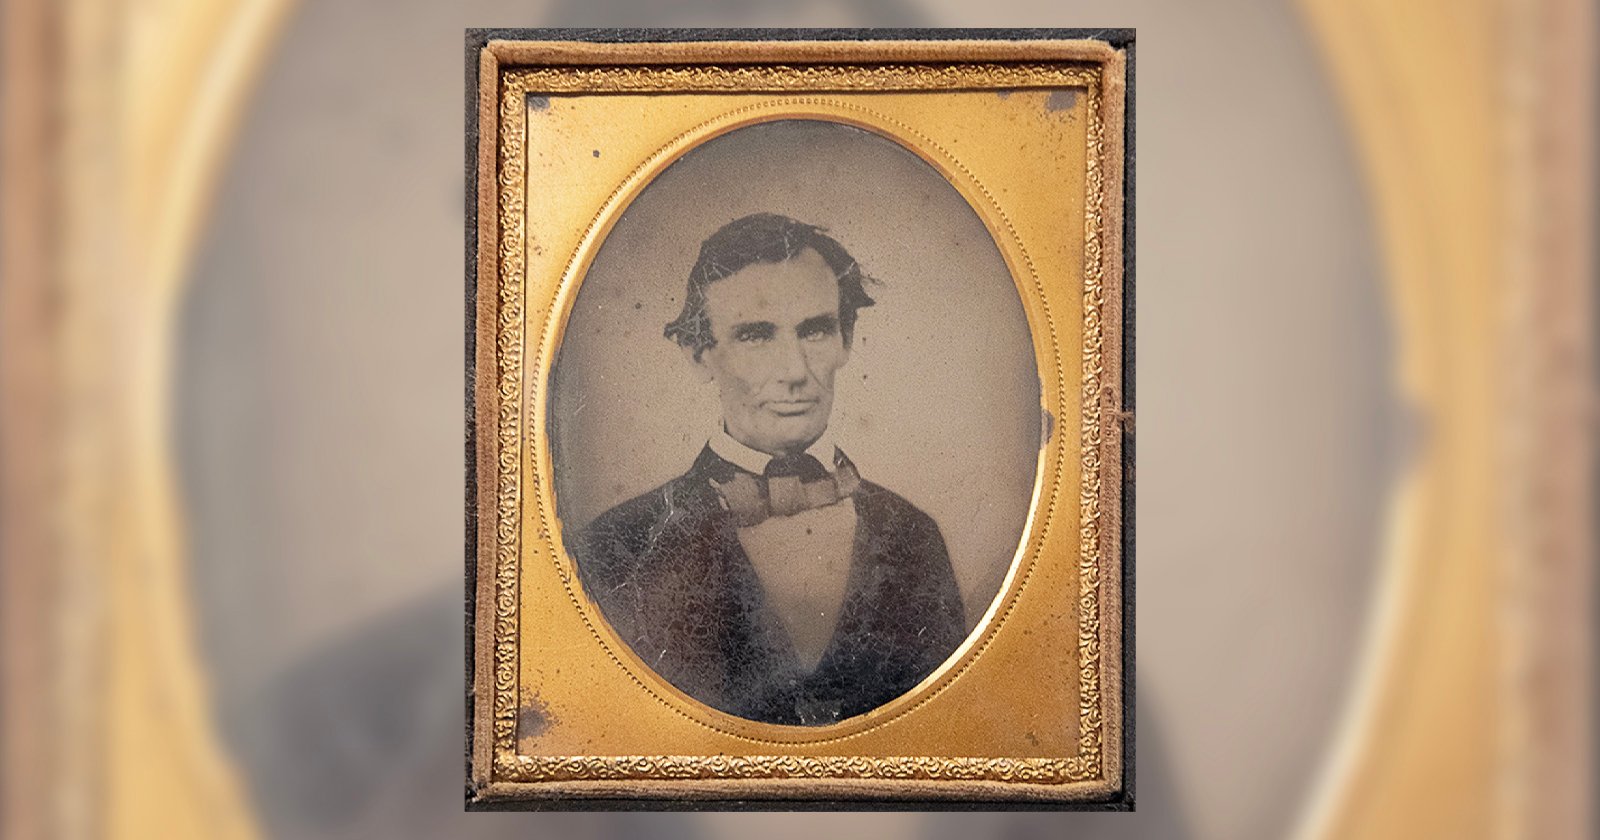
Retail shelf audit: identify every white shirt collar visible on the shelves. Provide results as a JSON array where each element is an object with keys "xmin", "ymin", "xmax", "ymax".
[{"xmin": 709, "ymin": 427, "xmax": 839, "ymax": 476}]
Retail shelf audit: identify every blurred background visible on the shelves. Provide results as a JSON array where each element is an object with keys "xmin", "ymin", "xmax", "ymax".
[{"xmin": 1, "ymin": 3, "xmax": 1591, "ymax": 840}]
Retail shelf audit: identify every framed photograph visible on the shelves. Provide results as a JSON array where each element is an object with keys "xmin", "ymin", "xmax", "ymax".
[{"xmin": 467, "ymin": 29, "xmax": 1132, "ymax": 808}]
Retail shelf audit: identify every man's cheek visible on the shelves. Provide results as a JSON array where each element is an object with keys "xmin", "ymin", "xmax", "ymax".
[
  {"xmin": 820, "ymin": 353, "xmax": 847, "ymax": 387},
  {"xmin": 726, "ymin": 355, "xmax": 769, "ymax": 393}
]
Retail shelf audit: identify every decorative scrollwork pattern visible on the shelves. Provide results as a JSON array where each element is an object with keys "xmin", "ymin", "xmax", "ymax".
[
  {"xmin": 489, "ymin": 60, "xmax": 1114, "ymax": 787},
  {"xmin": 491, "ymin": 66, "xmax": 528, "ymax": 758},
  {"xmin": 507, "ymin": 62, "xmax": 1096, "ymax": 94},
  {"xmin": 1075, "ymin": 70, "xmax": 1109, "ymax": 781},
  {"xmin": 498, "ymin": 753, "xmax": 1100, "ymax": 783}
]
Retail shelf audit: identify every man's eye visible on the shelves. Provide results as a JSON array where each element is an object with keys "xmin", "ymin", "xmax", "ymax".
[
  {"xmin": 733, "ymin": 326, "xmax": 774, "ymax": 343},
  {"xmin": 799, "ymin": 321, "xmax": 838, "ymax": 341}
]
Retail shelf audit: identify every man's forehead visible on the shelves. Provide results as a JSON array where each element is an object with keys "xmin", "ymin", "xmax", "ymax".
[{"xmin": 703, "ymin": 248, "xmax": 840, "ymax": 320}]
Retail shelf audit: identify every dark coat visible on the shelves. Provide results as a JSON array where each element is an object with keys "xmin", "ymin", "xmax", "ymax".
[{"xmin": 569, "ymin": 446, "xmax": 967, "ymax": 726}]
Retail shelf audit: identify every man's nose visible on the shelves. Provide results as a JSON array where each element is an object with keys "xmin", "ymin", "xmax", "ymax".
[{"xmin": 774, "ymin": 335, "xmax": 810, "ymax": 384}]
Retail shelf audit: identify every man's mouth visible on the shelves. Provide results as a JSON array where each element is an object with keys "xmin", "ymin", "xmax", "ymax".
[{"xmin": 764, "ymin": 399, "xmax": 817, "ymax": 416}]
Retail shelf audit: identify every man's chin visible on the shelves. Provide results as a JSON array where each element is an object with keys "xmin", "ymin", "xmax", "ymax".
[{"xmin": 750, "ymin": 419, "xmax": 825, "ymax": 453}]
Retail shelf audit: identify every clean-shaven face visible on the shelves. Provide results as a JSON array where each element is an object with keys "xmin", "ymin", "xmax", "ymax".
[{"xmin": 695, "ymin": 247, "xmax": 850, "ymax": 456}]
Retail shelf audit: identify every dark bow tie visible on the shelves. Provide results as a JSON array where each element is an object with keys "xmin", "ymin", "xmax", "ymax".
[{"xmin": 711, "ymin": 453, "xmax": 861, "ymax": 527}]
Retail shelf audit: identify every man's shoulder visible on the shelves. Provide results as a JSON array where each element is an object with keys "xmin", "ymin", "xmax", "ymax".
[
  {"xmin": 854, "ymin": 479, "xmax": 946, "ymax": 546},
  {"xmin": 569, "ymin": 470, "xmax": 714, "ymax": 567},
  {"xmin": 582, "ymin": 481, "xmax": 675, "ymax": 536}
]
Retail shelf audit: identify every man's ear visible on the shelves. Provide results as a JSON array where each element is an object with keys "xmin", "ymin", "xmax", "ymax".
[{"xmin": 680, "ymin": 343, "xmax": 713, "ymax": 384}]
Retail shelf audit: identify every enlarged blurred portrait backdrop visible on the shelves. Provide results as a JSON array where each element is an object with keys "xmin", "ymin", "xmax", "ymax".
[
  {"xmin": 5, "ymin": 0, "xmax": 1582, "ymax": 830},
  {"xmin": 156, "ymin": 5, "xmax": 1483, "ymax": 838},
  {"xmin": 549, "ymin": 119, "xmax": 1041, "ymax": 727}
]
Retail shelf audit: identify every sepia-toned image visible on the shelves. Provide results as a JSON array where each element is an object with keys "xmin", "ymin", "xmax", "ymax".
[{"xmin": 549, "ymin": 119, "xmax": 1041, "ymax": 726}]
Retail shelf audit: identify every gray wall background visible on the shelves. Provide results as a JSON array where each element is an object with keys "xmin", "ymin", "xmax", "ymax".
[{"xmin": 549, "ymin": 119, "xmax": 1042, "ymax": 628}]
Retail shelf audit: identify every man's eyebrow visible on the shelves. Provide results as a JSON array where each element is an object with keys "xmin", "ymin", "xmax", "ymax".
[
  {"xmin": 731, "ymin": 321, "xmax": 777, "ymax": 340},
  {"xmin": 796, "ymin": 314, "xmax": 840, "ymax": 333}
]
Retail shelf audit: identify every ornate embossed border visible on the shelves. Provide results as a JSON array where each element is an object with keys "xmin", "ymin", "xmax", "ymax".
[{"xmin": 468, "ymin": 31, "xmax": 1130, "ymax": 808}]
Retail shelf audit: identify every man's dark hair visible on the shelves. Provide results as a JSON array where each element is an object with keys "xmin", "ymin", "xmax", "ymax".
[{"xmin": 664, "ymin": 213, "xmax": 876, "ymax": 359}]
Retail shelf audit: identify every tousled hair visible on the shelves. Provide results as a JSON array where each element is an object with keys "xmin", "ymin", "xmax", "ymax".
[{"xmin": 664, "ymin": 213, "xmax": 875, "ymax": 359}]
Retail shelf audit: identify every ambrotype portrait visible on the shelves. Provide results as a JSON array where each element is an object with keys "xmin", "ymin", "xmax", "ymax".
[
  {"xmin": 551, "ymin": 120, "xmax": 1040, "ymax": 726},
  {"xmin": 471, "ymin": 36, "xmax": 1128, "ymax": 806}
]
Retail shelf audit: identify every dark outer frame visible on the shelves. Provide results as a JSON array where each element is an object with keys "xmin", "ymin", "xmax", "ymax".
[{"xmin": 464, "ymin": 27, "xmax": 1135, "ymax": 812}]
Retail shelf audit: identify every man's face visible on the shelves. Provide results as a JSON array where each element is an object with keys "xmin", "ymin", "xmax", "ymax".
[{"xmin": 694, "ymin": 247, "xmax": 850, "ymax": 456}]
